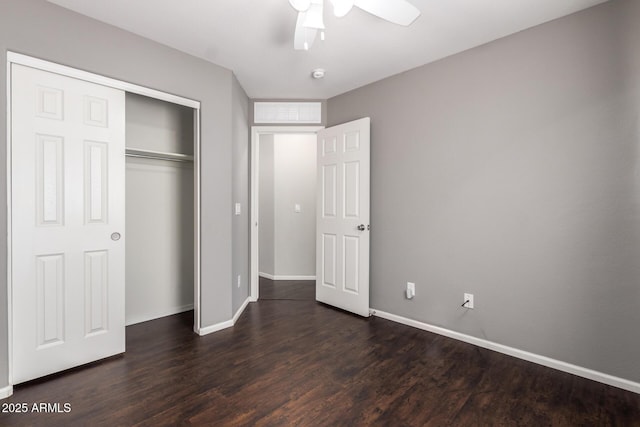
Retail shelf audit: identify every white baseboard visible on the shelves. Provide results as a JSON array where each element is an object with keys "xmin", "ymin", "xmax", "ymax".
[
  {"xmin": 371, "ymin": 309, "xmax": 640, "ymax": 395},
  {"xmin": 197, "ymin": 297, "xmax": 252, "ymax": 336},
  {"xmin": 233, "ymin": 297, "xmax": 251, "ymax": 324},
  {"xmin": 0, "ymin": 385, "xmax": 13, "ymax": 399},
  {"xmin": 259, "ymin": 272, "xmax": 316, "ymax": 281},
  {"xmin": 126, "ymin": 303, "xmax": 194, "ymax": 326},
  {"xmin": 196, "ymin": 319, "xmax": 233, "ymax": 336}
]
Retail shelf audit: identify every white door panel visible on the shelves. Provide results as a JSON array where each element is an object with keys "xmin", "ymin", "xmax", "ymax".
[
  {"xmin": 316, "ymin": 118, "xmax": 370, "ymax": 317},
  {"xmin": 11, "ymin": 64, "xmax": 125, "ymax": 384}
]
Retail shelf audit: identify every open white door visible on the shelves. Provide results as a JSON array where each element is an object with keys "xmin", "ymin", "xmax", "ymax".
[
  {"xmin": 316, "ymin": 118, "xmax": 370, "ymax": 317},
  {"xmin": 11, "ymin": 64, "xmax": 126, "ymax": 383}
]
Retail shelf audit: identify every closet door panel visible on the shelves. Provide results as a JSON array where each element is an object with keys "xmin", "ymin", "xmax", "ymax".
[
  {"xmin": 11, "ymin": 64, "xmax": 126, "ymax": 384},
  {"xmin": 84, "ymin": 140, "xmax": 109, "ymax": 224}
]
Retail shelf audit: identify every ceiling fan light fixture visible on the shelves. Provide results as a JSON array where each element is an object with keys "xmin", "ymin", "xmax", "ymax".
[
  {"xmin": 330, "ymin": 0, "xmax": 354, "ymax": 18},
  {"xmin": 292, "ymin": 0, "xmax": 420, "ymax": 51}
]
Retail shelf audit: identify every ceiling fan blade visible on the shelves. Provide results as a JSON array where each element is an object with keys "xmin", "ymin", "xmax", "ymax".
[
  {"xmin": 294, "ymin": 12, "xmax": 318, "ymax": 50},
  {"xmin": 302, "ymin": 2, "xmax": 325, "ymax": 29},
  {"xmin": 330, "ymin": 0, "xmax": 355, "ymax": 18},
  {"xmin": 354, "ymin": 0, "xmax": 421, "ymax": 26},
  {"xmin": 289, "ymin": 0, "xmax": 311, "ymax": 12}
]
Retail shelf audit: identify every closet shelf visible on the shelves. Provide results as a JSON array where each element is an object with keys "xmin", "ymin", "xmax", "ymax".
[{"xmin": 125, "ymin": 148, "xmax": 194, "ymax": 163}]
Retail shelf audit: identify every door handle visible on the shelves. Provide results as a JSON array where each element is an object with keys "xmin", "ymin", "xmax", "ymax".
[
  {"xmin": 111, "ymin": 232, "xmax": 121, "ymax": 241},
  {"xmin": 357, "ymin": 224, "xmax": 366, "ymax": 231}
]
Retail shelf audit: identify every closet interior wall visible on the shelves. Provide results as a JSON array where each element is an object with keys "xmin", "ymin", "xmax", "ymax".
[{"xmin": 125, "ymin": 93, "xmax": 195, "ymax": 325}]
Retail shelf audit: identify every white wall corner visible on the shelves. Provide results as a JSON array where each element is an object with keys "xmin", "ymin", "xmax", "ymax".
[
  {"xmin": 371, "ymin": 309, "xmax": 640, "ymax": 395},
  {"xmin": 0, "ymin": 385, "xmax": 13, "ymax": 399}
]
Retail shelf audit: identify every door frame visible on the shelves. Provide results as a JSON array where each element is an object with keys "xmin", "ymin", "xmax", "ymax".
[
  {"xmin": 5, "ymin": 52, "xmax": 203, "ymax": 389},
  {"xmin": 249, "ymin": 126, "xmax": 324, "ymax": 301}
]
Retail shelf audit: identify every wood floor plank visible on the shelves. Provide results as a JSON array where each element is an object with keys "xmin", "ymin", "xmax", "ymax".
[{"xmin": 1, "ymin": 278, "xmax": 639, "ymax": 426}]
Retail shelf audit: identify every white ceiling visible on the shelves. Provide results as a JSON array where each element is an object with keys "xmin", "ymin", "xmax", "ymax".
[{"xmin": 47, "ymin": 0, "xmax": 607, "ymax": 99}]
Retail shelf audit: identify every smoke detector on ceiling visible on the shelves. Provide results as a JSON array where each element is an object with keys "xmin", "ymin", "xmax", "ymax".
[{"xmin": 311, "ymin": 68, "xmax": 325, "ymax": 79}]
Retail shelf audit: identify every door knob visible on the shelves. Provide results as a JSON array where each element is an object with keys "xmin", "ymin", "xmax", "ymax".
[
  {"xmin": 111, "ymin": 232, "xmax": 121, "ymax": 241},
  {"xmin": 357, "ymin": 224, "xmax": 366, "ymax": 231}
]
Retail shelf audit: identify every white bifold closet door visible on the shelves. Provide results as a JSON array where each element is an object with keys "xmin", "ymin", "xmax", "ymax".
[{"xmin": 11, "ymin": 64, "xmax": 126, "ymax": 384}]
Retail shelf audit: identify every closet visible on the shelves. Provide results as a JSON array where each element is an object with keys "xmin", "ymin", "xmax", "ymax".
[
  {"xmin": 9, "ymin": 54, "xmax": 200, "ymax": 384},
  {"xmin": 124, "ymin": 93, "xmax": 195, "ymax": 325}
]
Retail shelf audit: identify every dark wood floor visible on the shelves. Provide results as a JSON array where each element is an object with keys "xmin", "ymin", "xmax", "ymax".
[
  {"xmin": 2, "ymin": 279, "xmax": 639, "ymax": 426},
  {"xmin": 258, "ymin": 276, "xmax": 316, "ymax": 300}
]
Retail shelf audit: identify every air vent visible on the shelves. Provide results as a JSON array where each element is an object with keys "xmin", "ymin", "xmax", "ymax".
[{"xmin": 254, "ymin": 102, "xmax": 321, "ymax": 124}]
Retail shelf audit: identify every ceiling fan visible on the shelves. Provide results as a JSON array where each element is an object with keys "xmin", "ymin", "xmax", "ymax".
[{"xmin": 289, "ymin": 0, "xmax": 421, "ymax": 50}]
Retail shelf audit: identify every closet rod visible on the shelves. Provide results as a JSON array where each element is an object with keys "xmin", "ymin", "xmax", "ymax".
[{"xmin": 125, "ymin": 148, "xmax": 194, "ymax": 163}]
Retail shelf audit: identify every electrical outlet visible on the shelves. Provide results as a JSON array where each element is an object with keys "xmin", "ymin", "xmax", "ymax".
[
  {"xmin": 237, "ymin": 275, "xmax": 241, "ymax": 288},
  {"xmin": 463, "ymin": 293, "xmax": 474, "ymax": 309},
  {"xmin": 406, "ymin": 282, "xmax": 415, "ymax": 299}
]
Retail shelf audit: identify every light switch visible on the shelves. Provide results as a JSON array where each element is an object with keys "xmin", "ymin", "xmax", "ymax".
[
  {"xmin": 294, "ymin": 204, "xmax": 301, "ymax": 213},
  {"xmin": 235, "ymin": 203, "xmax": 241, "ymax": 215}
]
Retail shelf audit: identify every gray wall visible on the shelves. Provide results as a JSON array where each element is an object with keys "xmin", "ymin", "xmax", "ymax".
[
  {"xmin": 327, "ymin": 0, "xmax": 640, "ymax": 383},
  {"xmin": 259, "ymin": 135, "xmax": 276, "ymax": 276},
  {"xmin": 0, "ymin": 0, "xmax": 240, "ymax": 388},
  {"xmin": 272, "ymin": 134, "xmax": 317, "ymax": 277},
  {"xmin": 125, "ymin": 93, "xmax": 194, "ymax": 325},
  {"xmin": 232, "ymin": 75, "xmax": 250, "ymax": 314}
]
